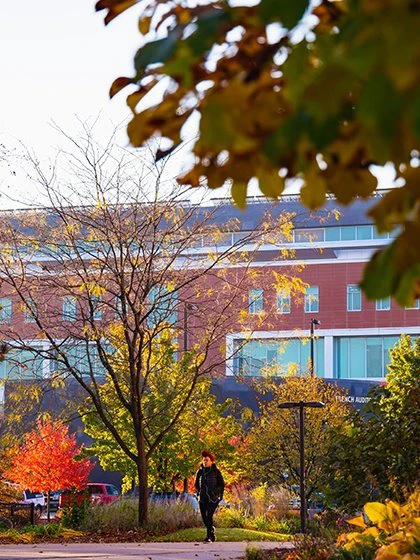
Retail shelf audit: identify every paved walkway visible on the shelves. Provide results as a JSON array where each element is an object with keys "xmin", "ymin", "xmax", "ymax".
[{"xmin": 0, "ymin": 541, "xmax": 293, "ymax": 560}]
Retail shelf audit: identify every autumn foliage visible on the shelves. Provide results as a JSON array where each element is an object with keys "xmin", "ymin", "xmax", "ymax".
[
  {"xmin": 96, "ymin": 0, "xmax": 420, "ymax": 305},
  {"xmin": 5, "ymin": 419, "xmax": 92, "ymax": 495}
]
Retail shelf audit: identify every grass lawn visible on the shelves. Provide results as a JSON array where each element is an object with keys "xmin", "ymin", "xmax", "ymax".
[{"xmin": 156, "ymin": 527, "xmax": 291, "ymax": 542}]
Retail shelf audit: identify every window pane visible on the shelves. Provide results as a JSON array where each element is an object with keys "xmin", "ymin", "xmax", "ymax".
[
  {"xmin": 294, "ymin": 229, "xmax": 324, "ymax": 243},
  {"xmin": 305, "ymin": 286, "xmax": 319, "ymax": 313},
  {"xmin": 276, "ymin": 290, "xmax": 290, "ymax": 314},
  {"xmin": 376, "ymin": 297, "xmax": 390, "ymax": 311},
  {"xmin": 325, "ymin": 227, "xmax": 340, "ymax": 241},
  {"xmin": 63, "ymin": 296, "xmax": 77, "ymax": 321},
  {"xmin": 357, "ymin": 226, "xmax": 372, "ymax": 240},
  {"xmin": 233, "ymin": 338, "xmax": 324, "ymax": 377},
  {"xmin": 373, "ymin": 226, "xmax": 388, "ymax": 239},
  {"xmin": 347, "ymin": 285, "xmax": 361, "ymax": 311},
  {"xmin": 341, "ymin": 227, "xmax": 356, "ymax": 241},
  {"xmin": 366, "ymin": 338, "xmax": 382, "ymax": 377},
  {"xmin": 24, "ymin": 299, "xmax": 37, "ymax": 323},
  {"xmin": 349, "ymin": 338, "xmax": 365, "ymax": 378},
  {"xmin": 336, "ymin": 338, "xmax": 348, "ymax": 379},
  {"xmin": 249, "ymin": 289, "xmax": 263, "ymax": 314},
  {"xmin": 0, "ymin": 299, "xmax": 12, "ymax": 323}
]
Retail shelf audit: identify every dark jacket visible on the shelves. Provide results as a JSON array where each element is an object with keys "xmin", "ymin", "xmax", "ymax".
[{"xmin": 194, "ymin": 464, "xmax": 224, "ymax": 503}]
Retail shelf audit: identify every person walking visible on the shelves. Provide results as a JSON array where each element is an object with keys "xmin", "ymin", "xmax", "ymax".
[{"xmin": 194, "ymin": 450, "xmax": 224, "ymax": 543}]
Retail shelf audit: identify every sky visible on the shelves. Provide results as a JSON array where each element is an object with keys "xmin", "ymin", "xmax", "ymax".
[
  {"xmin": 0, "ymin": 1, "xmax": 396, "ymax": 208},
  {"xmin": 0, "ymin": 0, "xmax": 149, "ymax": 206},
  {"xmin": 1, "ymin": 0, "xmax": 141, "ymax": 148}
]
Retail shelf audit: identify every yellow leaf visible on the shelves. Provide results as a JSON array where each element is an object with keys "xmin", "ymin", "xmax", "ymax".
[
  {"xmin": 232, "ymin": 181, "xmax": 247, "ymax": 210},
  {"xmin": 347, "ymin": 514, "xmax": 367, "ymax": 529},
  {"xmin": 364, "ymin": 501, "xmax": 387, "ymax": 523}
]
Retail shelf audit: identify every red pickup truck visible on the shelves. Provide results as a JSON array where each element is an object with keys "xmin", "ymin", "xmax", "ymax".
[{"xmin": 59, "ymin": 483, "xmax": 120, "ymax": 508}]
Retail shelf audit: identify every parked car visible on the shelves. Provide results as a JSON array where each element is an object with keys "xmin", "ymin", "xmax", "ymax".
[
  {"xmin": 59, "ymin": 483, "xmax": 120, "ymax": 508},
  {"xmin": 149, "ymin": 492, "xmax": 200, "ymax": 513},
  {"xmin": 22, "ymin": 490, "xmax": 45, "ymax": 515},
  {"xmin": 44, "ymin": 491, "xmax": 61, "ymax": 510},
  {"xmin": 124, "ymin": 490, "xmax": 199, "ymax": 513}
]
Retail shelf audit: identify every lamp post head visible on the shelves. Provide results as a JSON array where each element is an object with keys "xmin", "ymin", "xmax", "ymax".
[
  {"xmin": 311, "ymin": 318, "xmax": 321, "ymax": 326},
  {"xmin": 278, "ymin": 400, "xmax": 326, "ymax": 409}
]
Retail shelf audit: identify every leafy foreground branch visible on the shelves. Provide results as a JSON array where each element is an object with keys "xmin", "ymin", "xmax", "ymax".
[{"xmin": 97, "ymin": 0, "xmax": 420, "ymax": 305}]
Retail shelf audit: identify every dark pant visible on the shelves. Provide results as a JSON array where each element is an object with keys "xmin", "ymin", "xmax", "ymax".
[{"xmin": 199, "ymin": 499, "xmax": 219, "ymax": 538}]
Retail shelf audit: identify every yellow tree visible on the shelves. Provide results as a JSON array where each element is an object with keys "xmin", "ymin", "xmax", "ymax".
[
  {"xmin": 243, "ymin": 375, "xmax": 350, "ymax": 502},
  {"xmin": 97, "ymin": 0, "xmax": 420, "ymax": 305}
]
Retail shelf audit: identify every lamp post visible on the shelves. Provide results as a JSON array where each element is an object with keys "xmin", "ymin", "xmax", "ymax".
[
  {"xmin": 183, "ymin": 302, "xmax": 198, "ymax": 352},
  {"xmin": 278, "ymin": 400, "xmax": 325, "ymax": 533},
  {"xmin": 310, "ymin": 319, "xmax": 321, "ymax": 378},
  {"xmin": 182, "ymin": 302, "xmax": 198, "ymax": 492}
]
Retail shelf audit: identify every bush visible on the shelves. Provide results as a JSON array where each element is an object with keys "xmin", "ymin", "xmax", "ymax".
[
  {"xmin": 335, "ymin": 492, "xmax": 420, "ymax": 560},
  {"xmin": 246, "ymin": 545, "xmax": 267, "ymax": 560},
  {"xmin": 61, "ymin": 495, "xmax": 91, "ymax": 529},
  {"xmin": 82, "ymin": 498, "xmax": 201, "ymax": 534},
  {"xmin": 215, "ymin": 507, "xmax": 247, "ymax": 528},
  {"xmin": 285, "ymin": 535, "xmax": 336, "ymax": 560}
]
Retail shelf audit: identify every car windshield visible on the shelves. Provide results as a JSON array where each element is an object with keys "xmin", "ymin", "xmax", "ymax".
[
  {"xmin": 25, "ymin": 491, "xmax": 43, "ymax": 499},
  {"xmin": 105, "ymin": 485, "xmax": 119, "ymax": 495}
]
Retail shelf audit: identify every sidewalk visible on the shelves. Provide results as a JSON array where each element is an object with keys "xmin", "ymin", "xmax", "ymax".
[{"xmin": 0, "ymin": 541, "xmax": 293, "ymax": 559}]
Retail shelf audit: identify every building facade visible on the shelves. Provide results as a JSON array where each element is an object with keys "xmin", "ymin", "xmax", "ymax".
[{"xmin": 0, "ymin": 194, "xmax": 419, "ymax": 413}]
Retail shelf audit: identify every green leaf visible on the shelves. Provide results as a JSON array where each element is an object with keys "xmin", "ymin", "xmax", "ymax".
[
  {"xmin": 186, "ymin": 8, "xmax": 232, "ymax": 57},
  {"xmin": 134, "ymin": 30, "xmax": 179, "ymax": 77},
  {"xmin": 257, "ymin": 0, "xmax": 309, "ymax": 28},
  {"xmin": 360, "ymin": 243, "xmax": 396, "ymax": 300}
]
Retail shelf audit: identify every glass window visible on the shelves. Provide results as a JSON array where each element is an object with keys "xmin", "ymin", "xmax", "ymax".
[
  {"xmin": 325, "ymin": 227, "xmax": 340, "ymax": 242},
  {"xmin": 91, "ymin": 296, "xmax": 102, "ymax": 321},
  {"xmin": 304, "ymin": 286, "xmax": 319, "ymax": 313},
  {"xmin": 147, "ymin": 285, "xmax": 178, "ymax": 326},
  {"xmin": 0, "ymin": 348, "xmax": 44, "ymax": 380},
  {"xmin": 115, "ymin": 296, "xmax": 123, "ymax": 319},
  {"xmin": 233, "ymin": 337, "xmax": 324, "ymax": 377},
  {"xmin": 63, "ymin": 296, "xmax": 77, "ymax": 322},
  {"xmin": 0, "ymin": 299, "xmax": 12, "ymax": 323},
  {"xmin": 52, "ymin": 344, "xmax": 106, "ymax": 378},
  {"xmin": 294, "ymin": 229, "xmax": 325, "ymax": 243},
  {"xmin": 366, "ymin": 337, "xmax": 382, "ymax": 378},
  {"xmin": 24, "ymin": 299, "xmax": 37, "ymax": 323},
  {"xmin": 276, "ymin": 289, "xmax": 291, "ymax": 314},
  {"xmin": 405, "ymin": 299, "xmax": 420, "ymax": 310},
  {"xmin": 335, "ymin": 335, "xmax": 402, "ymax": 379},
  {"xmin": 376, "ymin": 297, "xmax": 391, "ymax": 311},
  {"xmin": 249, "ymin": 289, "xmax": 264, "ymax": 314},
  {"xmin": 357, "ymin": 226, "xmax": 373, "ymax": 240},
  {"xmin": 341, "ymin": 227, "xmax": 356, "ymax": 241},
  {"xmin": 373, "ymin": 226, "xmax": 388, "ymax": 239},
  {"xmin": 347, "ymin": 285, "xmax": 361, "ymax": 311}
]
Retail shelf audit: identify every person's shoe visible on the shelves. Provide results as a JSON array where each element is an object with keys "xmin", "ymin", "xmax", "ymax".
[
  {"xmin": 203, "ymin": 537, "xmax": 211, "ymax": 543},
  {"xmin": 210, "ymin": 532, "xmax": 216, "ymax": 542}
]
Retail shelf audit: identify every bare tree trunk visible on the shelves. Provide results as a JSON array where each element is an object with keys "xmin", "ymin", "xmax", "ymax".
[{"xmin": 136, "ymin": 427, "xmax": 148, "ymax": 525}]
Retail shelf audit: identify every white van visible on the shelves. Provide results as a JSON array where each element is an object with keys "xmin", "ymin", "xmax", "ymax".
[{"xmin": 22, "ymin": 490, "xmax": 45, "ymax": 514}]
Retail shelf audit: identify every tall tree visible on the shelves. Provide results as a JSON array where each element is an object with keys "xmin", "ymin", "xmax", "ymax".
[
  {"xmin": 81, "ymin": 328, "xmax": 242, "ymax": 492},
  {"xmin": 4, "ymin": 419, "xmax": 92, "ymax": 520},
  {"xmin": 326, "ymin": 335, "xmax": 420, "ymax": 512},
  {"xmin": 243, "ymin": 375, "xmax": 350, "ymax": 501},
  {"xmin": 0, "ymin": 128, "xmax": 301, "ymax": 524},
  {"xmin": 96, "ymin": 0, "xmax": 420, "ymax": 305}
]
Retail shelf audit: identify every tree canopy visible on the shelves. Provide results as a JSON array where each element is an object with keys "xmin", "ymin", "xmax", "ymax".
[
  {"xmin": 326, "ymin": 335, "xmax": 420, "ymax": 512},
  {"xmin": 0, "ymin": 128, "xmax": 300, "ymax": 523},
  {"xmin": 96, "ymin": 0, "xmax": 420, "ymax": 305},
  {"xmin": 4, "ymin": 419, "xmax": 92, "ymax": 519},
  {"xmin": 242, "ymin": 375, "xmax": 350, "ymax": 500},
  {"xmin": 81, "ymin": 329, "xmax": 242, "ymax": 493}
]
